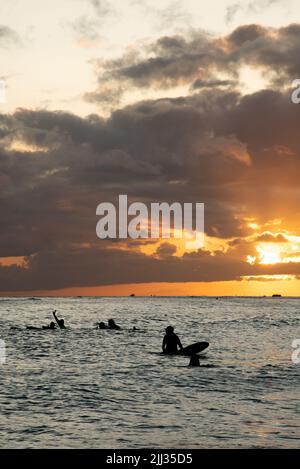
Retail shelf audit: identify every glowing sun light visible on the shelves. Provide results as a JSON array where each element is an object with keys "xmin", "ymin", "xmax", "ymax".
[{"xmin": 257, "ymin": 246, "xmax": 281, "ymax": 265}]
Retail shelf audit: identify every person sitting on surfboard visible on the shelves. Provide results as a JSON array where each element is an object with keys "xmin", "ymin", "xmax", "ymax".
[
  {"xmin": 162, "ymin": 326, "xmax": 183, "ymax": 354},
  {"xmin": 53, "ymin": 310, "xmax": 66, "ymax": 329}
]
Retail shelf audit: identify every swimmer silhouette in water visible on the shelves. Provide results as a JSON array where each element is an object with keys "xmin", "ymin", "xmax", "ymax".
[
  {"xmin": 162, "ymin": 326, "xmax": 183, "ymax": 354},
  {"xmin": 26, "ymin": 321, "xmax": 56, "ymax": 331},
  {"xmin": 98, "ymin": 321, "xmax": 108, "ymax": 329},
  {"xmin": 108, "ymin": 319, "xmax": 121, "ymax": 330},
  {"xmin": 53, "ymin": 310, "xmax": 66, "ymax": 329},
  {"xmin": 189, "ymin": 355, "xmax": 200, "ymax": 367},
  {"xmin": 42, "ymin": 321, "xmax": 56, "ymax": 330}
]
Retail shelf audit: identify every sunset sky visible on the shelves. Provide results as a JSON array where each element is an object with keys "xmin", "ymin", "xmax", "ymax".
[{"xmin": 1, "ymin": 0, "xmax": 300, "ymax": 296}]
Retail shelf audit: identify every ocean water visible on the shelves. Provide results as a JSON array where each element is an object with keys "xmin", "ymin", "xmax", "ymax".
[{"xmin": 0, "ymin": 296, "xmax": 299, "ymax": 449}]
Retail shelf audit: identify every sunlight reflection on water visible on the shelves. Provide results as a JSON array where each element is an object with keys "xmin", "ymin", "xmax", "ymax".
[{"xmin": 0, "ymin": 296, "xmax": 299, "ymax": 448}]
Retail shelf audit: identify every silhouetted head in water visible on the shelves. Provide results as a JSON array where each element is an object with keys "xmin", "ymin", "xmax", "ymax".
[
  {"xmin": 108, "ymin": 319, "xmax": 121, "ymax": 330},
  {"xmin": 42, "ymin": 321, "xmax": 57, "ymax": 330},
  {"xmin": 99, "ymin": 322, "xmax": 107, "ymax": 329},
  {"xmin": 189, "ymin": 355, "xmax": 200, "ymax": 367},
  {"xmin": 165, "ymin": 326, "xmax": 174, "ymax": 335}
]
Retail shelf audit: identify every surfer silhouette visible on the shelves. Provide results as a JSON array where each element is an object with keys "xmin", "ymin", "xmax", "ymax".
[
  {"xmin": 99, "ymin": 321, "xmax": 108, "ymax": 329},
  {"xmin": 108, "ymin": 319, "xmax": 121, "ymax": 330},
  {"xmin": 53, "ymin": 310, "xmax": 66, "ymax": 329},
  {"xmin": 162, "ymin": 326, "xmax": 183, "ymax": 354}
]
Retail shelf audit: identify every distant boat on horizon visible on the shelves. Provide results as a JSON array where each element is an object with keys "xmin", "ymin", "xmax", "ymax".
[{"xmin": 272, "ymin": 294, "xmax": 282, "ymax": 298}]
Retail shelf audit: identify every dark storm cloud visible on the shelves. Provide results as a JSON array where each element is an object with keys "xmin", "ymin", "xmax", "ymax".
[
  {"xmin": 227, "ymin": 23, "xmax": 267, "ymax": 46},
  {"xmin": 1, "ymin": 246, "xmax": 300, "ymax": 292},
  {"xmin": 85, "ymin": 86, "xmax": 124, "ymax": 109},
  {"xmin": 155, "ymin": 242, "xmax": 177, "ymax": 258},
  {"xmin": 243, "ymin": 275, "xmax": 292, "ymax": 282},
  {"xmin": 1, "ymin": 23, "xmax": 300, "ymax": 291},
  {"xmin": 225, "ymin": 24, "xmax": 300, "ymax": 84},
  {"xmin": 90, "ymin": 31, "xmax": 224, "ymax": 92},
  {"xmin": 192, "ymin": 79, "xmax": 237, "ymax": 89},
  {"xmin": 255, "ymin": 233, "xmax": 289, "ymax": 243},
  {"xmin": 87, "ymin": 22, "xmax": 300, "ymax": 105}
]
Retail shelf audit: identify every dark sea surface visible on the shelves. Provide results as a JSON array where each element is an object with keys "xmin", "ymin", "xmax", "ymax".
[{"xmin": 0, "ymin": 296, "xmax": 299, "ymax": 448}]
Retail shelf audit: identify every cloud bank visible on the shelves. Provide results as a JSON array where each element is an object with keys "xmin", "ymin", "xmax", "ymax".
[{"xmin": 1, "ymin": 23, "xmax": 300, "ymax": 291}]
